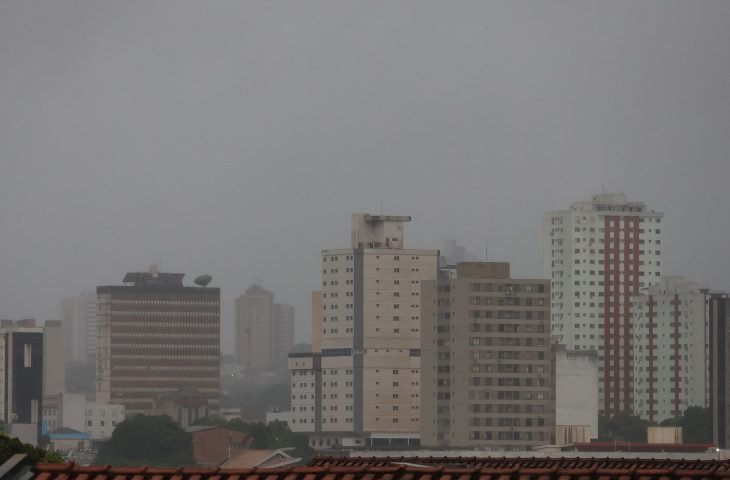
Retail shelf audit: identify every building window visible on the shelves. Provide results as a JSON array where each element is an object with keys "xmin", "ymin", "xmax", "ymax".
[{"xmin": 24, "ymin": 344, "xmax": 32, "ymax": 368}]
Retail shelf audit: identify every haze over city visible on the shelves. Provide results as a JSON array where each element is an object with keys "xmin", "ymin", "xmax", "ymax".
[{"xmin": 1, "ymin": 0, "xmax": 729, "ymax": 358}]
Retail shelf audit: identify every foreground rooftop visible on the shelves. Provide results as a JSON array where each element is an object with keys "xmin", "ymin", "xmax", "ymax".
[{"xmin": 31, "ymin": 457, "xmax": 730, "ymax": 480}]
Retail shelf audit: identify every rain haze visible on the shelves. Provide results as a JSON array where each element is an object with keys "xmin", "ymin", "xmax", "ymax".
[{"xmin": 1, "ymin": 1, "xmax": 729, "ymax": 354}]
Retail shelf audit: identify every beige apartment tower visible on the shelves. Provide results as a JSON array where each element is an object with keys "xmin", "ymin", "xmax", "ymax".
[
  {"xmin": 289, "ymin": 214, "xmax": 438, "ymax": 449},
  {"xmin": 421, "ymin": 262, "xmax": 555, "ymax": 451}
]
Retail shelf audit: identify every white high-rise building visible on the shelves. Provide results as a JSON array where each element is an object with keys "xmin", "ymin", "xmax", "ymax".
[
  {"xmin": 631, "ymin": 276, "xmax": 710, "ymax": 422},
  {"xmin": 289, "ymin": 214, "xmax": 438, "ymax": 449},
  {"xmin": 543, "ymin": 193, "xmax": 663, "ymax": 416}
]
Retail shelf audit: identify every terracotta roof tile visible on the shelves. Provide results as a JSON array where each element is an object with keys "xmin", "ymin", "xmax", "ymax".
[{"xmin": 31, "ymin": 457, "xmax": 730, "ymax": 480}]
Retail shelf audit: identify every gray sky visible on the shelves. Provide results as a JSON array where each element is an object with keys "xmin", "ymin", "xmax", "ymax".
[{"xmin": 1, "ymin": 1, "xmax": 729, "ymax": 353}]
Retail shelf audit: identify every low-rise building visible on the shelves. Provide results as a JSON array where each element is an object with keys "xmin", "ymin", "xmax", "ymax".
[
  {"xmin": 555, "ymin": 346, "xmax": 599, "ymax": 439},
  {"xmin": 185, "ymin": 425, "xmax": 251, "ymax": 467},
  {"xmin": 42, "ymin": 393, "xmax": 125, "ymax": 441}
]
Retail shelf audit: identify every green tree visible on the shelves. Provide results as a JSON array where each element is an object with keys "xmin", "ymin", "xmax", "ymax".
[
  {"xmin": 660, "ymin": 406, "xmax": 712, "ymax": 443},
  {"xmin": 0, "ymin": 433, "xmax": 63, "ymax": 464},
  {"xmin": 598, "ymin": 411, "xmax": 653, "ymax": 442},
  {"xmin": 94, "ymin": 415, "xmax": 194, "ymax": 467}
]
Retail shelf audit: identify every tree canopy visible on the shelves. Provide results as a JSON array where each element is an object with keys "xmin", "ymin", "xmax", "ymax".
[
  {"xmin": 660, "ymin": 406, "xmax": 712, "ymax": 443},
  {"xmin": 598, "ymin": 411, "xmax": 652, "ymax": 442},
  {"xmin": 0, "ymin": 432, "xmax": 63, "ymax": 464},
  {"xmin": 599, "ymin": 406, "xmax": 713, "ymax": 444},
  {"xmin": 94, "ymin": 415, "xmax": 194, "ymax": 467}
]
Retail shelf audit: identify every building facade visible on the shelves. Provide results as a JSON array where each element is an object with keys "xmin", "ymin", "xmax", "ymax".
[
  {"xmin": 630, "ymin": 277, "xmax": 710, "ymax": 422},
  {"xmin": 710, "ymin": 294, "xmax": 730, "ymax": 449},
  {"xmin": 96, "ymin": 267, "xmax": 220, "ymax": 415},
  {"xmin": 42, "ymin": 392, "xmax": 125, "ymax": 441},
  {"xmin": 272, "ymin": 303, "xmax": 295, "ymax": 367},
  {"xmin": 421, "ymin": 262, "xmax": 555, "ymax": 451},
  {"xmin": 555, "ymin": 346, "xmax": 599, "ymax": 440},
  {"xmin": 43, "ymin": 320, "xmax": 67, "ymax": 396},
  {"xmin": 0, "ymin": 320, "xmax": 44, "ymax": 445},
  {"xmin": 61, "ymin": 291, "xmax": 97, "ymax": 365},
  {"xmin": 544, "ymin": 193, "xmax": 663, "ymax": 416},
  {"xmin": 289, "ymin": 214, "xmax": 439, "ymax": 449}
]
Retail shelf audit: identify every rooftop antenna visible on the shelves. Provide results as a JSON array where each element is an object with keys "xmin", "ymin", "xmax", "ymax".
[
  {"xmin": 485, "ymin": 240, "xmax": 488, "ymax": 262},
  {"xmin": 380, "ymin": 197, "xmax": 383, "ymax": 215}
]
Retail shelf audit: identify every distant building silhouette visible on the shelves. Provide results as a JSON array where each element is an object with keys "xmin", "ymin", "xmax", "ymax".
[
  {"xmin": 235, "ymin": 285, "xmax": 295, "ymax": 371},
  {"xmin": 61, "ymin": 291, "xmax": 97, "ymax": 365}
]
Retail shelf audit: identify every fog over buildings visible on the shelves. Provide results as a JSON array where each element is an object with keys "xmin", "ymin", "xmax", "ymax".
[{"xmin": 1, "ymin": 1, "xmax": 730, "ymax": 355}]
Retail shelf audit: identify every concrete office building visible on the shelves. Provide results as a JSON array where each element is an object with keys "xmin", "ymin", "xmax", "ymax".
[
  {"xmin": 544, "ymin": 193, "xmax": 663, "ymax": 416},
  {"xmin": 421, "ymin": 262, "xmax": 555, "ymax": 451},
  {"xmin": 289, "ymin": 214, "xmax": 438, "ymax": 449},
  {"xmin": 61, "ymin": 291, "xmax": 97, "ymax": 365},
  {"xmin": 0, "ymin": 320, "xmax": 44, "ymax": 445},
  {"xmin": 710, "ymin": 294, "xmax": 730, "ymax": 449},
  {"xmin": 631, "ymin": 277, "xmax": 710, "ymax": 422},
  {"xmin": 96, "ymin": 266, "xmax": 220, "ymax": 414}
]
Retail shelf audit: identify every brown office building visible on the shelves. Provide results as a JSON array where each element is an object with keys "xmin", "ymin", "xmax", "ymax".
[
  {"xmin": 421, "ymin": 262, "xmax": 555, "ymax": 451},
  {"xmin": 96, "ymin": 267, "xmax": 220, "ymax": 414}
]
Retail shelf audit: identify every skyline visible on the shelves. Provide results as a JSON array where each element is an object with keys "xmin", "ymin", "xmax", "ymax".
[{"xmin": 2, "ymin": 1, "xmax": 730, "ymax": 353}]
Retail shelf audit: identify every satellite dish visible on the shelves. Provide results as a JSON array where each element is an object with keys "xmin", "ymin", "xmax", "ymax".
[{"xmin": 194, "ymin": 275, "xmax": 212, "ymax": 287}]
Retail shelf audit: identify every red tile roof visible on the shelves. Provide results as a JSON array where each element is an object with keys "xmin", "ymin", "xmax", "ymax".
[{"xmin": 31, "ymin": 457, "xmax": 730, "ymax": 480}]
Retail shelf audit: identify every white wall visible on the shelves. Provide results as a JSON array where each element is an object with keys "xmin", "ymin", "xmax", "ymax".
[{"xmin": 556, "ymin": 348, "xmax": 599, "ymax": 439}]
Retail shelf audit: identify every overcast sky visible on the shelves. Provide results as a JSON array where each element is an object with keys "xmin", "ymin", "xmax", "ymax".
[{"xmin": 1, "ymin": 1, "xmax": 729, "ymax": 353}]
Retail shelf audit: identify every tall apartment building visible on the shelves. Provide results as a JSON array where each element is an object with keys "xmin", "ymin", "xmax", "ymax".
[
  {"xmin": 0, "ymin": 320, "xmax": 44, "ymax": 445},
  {"xmin": 544, "ymin": 193, "xmax": 663, "ymax": 416},
  {"xmin": 61, "ymin": 291, "xmax": 97, "ymax": 365},
  {"xmin": 710, "ymin": 294, "xmax": 730, "ymax": 449},
  {"xmin": 421, "ymin": 262, "xmax": 554, "ymax": 451},
  {"xmin": 96, "ymin": 267, "xmax": 220, "ymax": 415},
  {"xmin": 235, "ymin": 285, "xmax": 295, "ymax": 371},
  {"xmin": 630, "ymin": 276, "xmax": 710, "ymax": 422},
  {"xmin": 289, "ymin": 214, "xmax": 438, "ymax": 449}
]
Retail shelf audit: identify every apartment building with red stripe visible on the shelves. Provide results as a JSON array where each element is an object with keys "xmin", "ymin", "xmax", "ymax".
[
  {"xmin": 630, "ymin": 276, "xmax": 710, "ymax": 422},
  {"xmin": 544, "ymin": 193, "xmax": 663, "ymax": 417}
]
